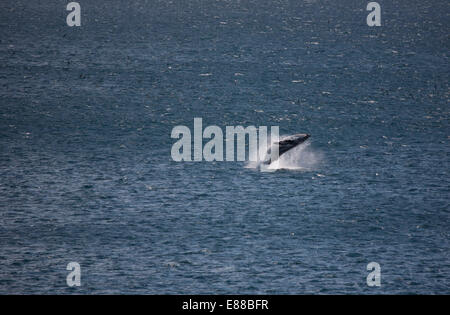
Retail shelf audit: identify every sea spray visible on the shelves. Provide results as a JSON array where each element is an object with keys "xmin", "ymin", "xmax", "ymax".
[{"xmin": 247, "ymin": 136, "xmax": 322, "ymax": 171}]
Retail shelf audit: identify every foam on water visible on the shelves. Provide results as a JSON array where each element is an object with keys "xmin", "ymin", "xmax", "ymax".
[
  {"xmin": 246, "ymin": 135, "xmax": 322, "ymax": 171},
  {"xmin": 267, "ymin": 141, "xmax": 322, "ymax": 171}
]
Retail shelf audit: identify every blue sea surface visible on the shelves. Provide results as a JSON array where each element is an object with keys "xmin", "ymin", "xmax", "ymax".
[{"xmin": 0, "ymin": 0, "xmax": 449, "ymax": 294}]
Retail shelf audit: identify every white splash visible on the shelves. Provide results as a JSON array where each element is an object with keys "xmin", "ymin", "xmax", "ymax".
[{"xmin": 246, "ymin": 135, "xmax": 322, "ymax": 171}]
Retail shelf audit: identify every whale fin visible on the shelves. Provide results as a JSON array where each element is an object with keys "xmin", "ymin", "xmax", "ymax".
[{"xmin": 263, "ymin": 134, "xmax": 310, "ymax": 165}]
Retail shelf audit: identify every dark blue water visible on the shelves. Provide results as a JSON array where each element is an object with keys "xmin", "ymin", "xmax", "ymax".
[{"xmin": 0, "ymin": 0, "xmax": 449, "ymax": 294}]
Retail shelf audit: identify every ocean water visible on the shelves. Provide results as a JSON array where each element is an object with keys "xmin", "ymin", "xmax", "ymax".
[{"xmin": 0, "ymin": 0, "xmax": 449, "ymax": 294}]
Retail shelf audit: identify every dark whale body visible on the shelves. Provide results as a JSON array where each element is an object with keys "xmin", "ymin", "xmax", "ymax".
[{"xmin": 263, "ymin": 134, "xmax": 310, "ymax": 165}]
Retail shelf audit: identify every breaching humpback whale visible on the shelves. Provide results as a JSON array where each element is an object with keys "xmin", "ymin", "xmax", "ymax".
[{"xmin": 263, "ymin": 133, "xmax": 310, "ymax": 165}]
